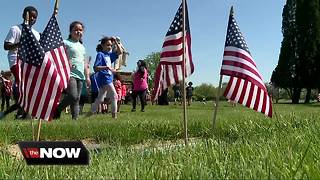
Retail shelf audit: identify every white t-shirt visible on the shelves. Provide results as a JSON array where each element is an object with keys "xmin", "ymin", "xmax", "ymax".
[{"xmin": 4, "ymin": 24, "xmax": 40, "ymax": 67}]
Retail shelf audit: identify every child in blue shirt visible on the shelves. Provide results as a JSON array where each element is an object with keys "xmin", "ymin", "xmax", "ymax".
[{"xmin": 91, "ymin": 36, "xmax": 122, "ymax": 118}]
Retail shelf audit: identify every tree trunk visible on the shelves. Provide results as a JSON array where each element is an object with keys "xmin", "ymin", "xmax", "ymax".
[
  {"xmin": 304, "ymin": 88, "xmax": 311, "ymax": 103},
  {"xmin": 292, "ymin": 88, "xmax": 301, "ymax": 104}
]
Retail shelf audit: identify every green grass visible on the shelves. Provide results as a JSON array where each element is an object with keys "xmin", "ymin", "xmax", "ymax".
[{"xmin": 1, "ymin": 102, "xmax": 320, "ymax": 179}]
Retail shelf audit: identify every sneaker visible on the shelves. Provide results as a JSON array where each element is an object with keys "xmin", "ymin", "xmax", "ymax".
[
  {"xmin": 141, "ymin": 109, "xmax": 145, "ymax": 112},
  {"xmin": 112, "ymin": 113, "xmax": 117, "ymax": 119},
  {"xmin": 131, "ymin": 109, "xmax": 136, "ymax": 112}
]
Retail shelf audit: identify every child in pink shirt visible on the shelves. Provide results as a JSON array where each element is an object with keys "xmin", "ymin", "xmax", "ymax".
[
  {"xmin": 121, "ymin": 84, "xmax": 127, "ymax": 104},
  {"xmin": 114, "ymin": 73, "xmax": 122, "ymax": 112},
  {"xmin": 132, "ymin": 60, "xmax": 148, "ymax": 112}
]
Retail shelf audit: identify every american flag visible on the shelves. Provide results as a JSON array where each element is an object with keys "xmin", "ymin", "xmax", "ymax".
[
  {"xmin": 220, "ymin": 9, "xmax": 272, "ymax": 117},
  {"xmin": 17, "ymin": 15, "xmax": 70, "ymax": 120},
  {"xmin": 152, "ymin": 1, "xmax": 194, "ymax": 101}
]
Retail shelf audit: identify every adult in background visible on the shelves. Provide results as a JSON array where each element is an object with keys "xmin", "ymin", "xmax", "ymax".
[
  {"xmin": 54, "ymin": 21, "xmax": 91, "ymax": 120},
  {"xmin": 91, "ymin": 36, "xmax": 123, "ymax": 119},
  {"xmin": 131, "ymin": 60, "xmax": 148, "ymax": 112},
  {"xmin": 186, "ymin": 82, "xmax": 194, "ymax": 106},
  {"xmin": 2, "ymin": 6, "xmax": 40, "ymax": 119}
]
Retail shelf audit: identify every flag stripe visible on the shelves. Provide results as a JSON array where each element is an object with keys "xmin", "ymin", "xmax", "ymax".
[
  {"xmin": 162, "ymin": 43, "xmax": 183, "ymax": 52},
  {"xmin": 24, "ymin": 67, "xmax": 36, "ymax": 113},
  {"xmin": 31, "ymin": 58, "xmax": 50, "ymax": 117},
  {"xmin": 230, "ymin": 78, "xmax": 241, "ymax": 100},
  {"xmin": 224, "ymin": 46, "xmax": 257, "ymax": 67},
  {"xmin": 238, "ymin": 80, "xmax": 247, "ymax": 104},
  {"xmin": 221, "ymin": 69, "xmax": 266, "ymax": 91},
  {"xmin": 221, "ymin": 66, "xmax": 266, "ymax": 90},
  {"xmin": 161, "ymin": 48, "xmax": 183, "ymax": 58},
  {"xmin": 222, "ymin": 59, "xmax": 262, "ymax": 79},
  {"xmin": 162, "ymin": 37, "xmax": 183, "ymax": 47}
]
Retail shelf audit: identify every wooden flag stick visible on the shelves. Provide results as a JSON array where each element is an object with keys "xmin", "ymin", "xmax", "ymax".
[
  {"xmin": 53, "ymin": 0, "xmax": 60, "ymax": 16},
  {"xmin": 32, "ymin": 120, "xmax": 35, "ymax": 141},
  {"xmin": 36, "ymin": 119, "xmax": 42, "ymax": 141},
  {"xmin": 182, "ymin": 0, "xmax": 188, "ymax": 146},
  {"xmin": 212, "ymin": 75, "xmax": 223, "ymax": 129}
]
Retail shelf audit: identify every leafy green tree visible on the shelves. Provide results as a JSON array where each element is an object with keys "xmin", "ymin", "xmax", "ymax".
[
  {"xmin": 193, "ymin": 83, "xmax": 216, "ymax": 101},
  {"xmin": 143, "ymin": 52, "xmax": 160, "ymax": 89}
]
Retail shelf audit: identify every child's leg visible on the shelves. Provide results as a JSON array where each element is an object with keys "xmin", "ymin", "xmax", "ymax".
[
  {"xmin": 1, "ymin": 94, "xmax": 5, "ymax": 111},
  {"xmin": 138, "ymin": 90, "xmax": 147, "ymax": 111},
  {"xmin": 105, "ymin": 84, "xmax": 118, "ymax": 118},
  {"xmin": 92, "ymin": 86, "xmax": 107, "ymax": 113},
  {"xmin": 131, "ymin": 91, "xmax": 138, "ymax": 111},
  {"xmin": 117, "ymin": 100, "xmax": 121, "ymax": 112}
]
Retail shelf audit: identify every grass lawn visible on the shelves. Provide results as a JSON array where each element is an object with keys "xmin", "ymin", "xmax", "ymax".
[{"xmin": 0, "ymin": 101, "xmax": 320, "ymax": 179}]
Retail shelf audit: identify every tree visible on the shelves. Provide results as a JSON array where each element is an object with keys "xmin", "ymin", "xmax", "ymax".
[
  {"xmin": 143, "ymin": 52, "xmax": 160, "ymax": 89},
  {"xmin": 193, "ymin": 83, "xmax": 216, "ymax": 101},
  {"xmin": 271, "ymin": 0, "xmax": 301, "ymax": 103},
  {"xmin": 295, "ymin": 0, "xmax": 320, "ymax": 103}
]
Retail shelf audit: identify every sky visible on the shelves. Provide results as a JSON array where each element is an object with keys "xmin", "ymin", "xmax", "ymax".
[{"xmin": 0, "ymin": 0, "xmax": 286, "ymax": 86}]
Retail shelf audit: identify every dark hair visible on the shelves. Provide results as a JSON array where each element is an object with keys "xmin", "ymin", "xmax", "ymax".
[
  {"xmin": 96, "ymin": 36, "xmax": 112, "ymax": 52},
  {"xmin": 113, "ymin": 72, "xmax": 122, "ymax": 81},
  {"xmin": 137, "ymin": 60, "xmax": 147, "ymax": 69},
  {"xmin": 68, "ymin": 21, "xmax": 84, "ymax": 44},
  {"xmin": 22, "ymin": 6, "xmax": 38, "ymax": 19}
]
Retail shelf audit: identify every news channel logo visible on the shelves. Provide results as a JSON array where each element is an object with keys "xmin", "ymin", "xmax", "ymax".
[{"xmin": 18, "ymin": 141, "xmax": 89, "ymax": 165}]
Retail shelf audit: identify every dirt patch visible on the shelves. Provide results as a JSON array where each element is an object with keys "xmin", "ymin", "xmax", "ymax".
[
  {"xmin": 131, "ymin": 138, "xmax": 201, "ymax": 151},
  {"xmin": 4, "ymin": 144, "xmax": 23, "ymax": 159}
]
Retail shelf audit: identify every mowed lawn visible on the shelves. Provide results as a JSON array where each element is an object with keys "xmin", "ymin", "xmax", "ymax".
[{"xmin": 0, "ymin": 101, "xmax": 320, "ymax": 179}]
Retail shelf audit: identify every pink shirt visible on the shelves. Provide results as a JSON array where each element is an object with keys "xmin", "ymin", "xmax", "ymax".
[
  {"xmin": 133, "ymin": 68, "xmax": 148, "ymax": 91},
  {"xmin": 121, "ymin": 84, "xmax": 127, "ymax": 97},
  {"xmin": 114, "ymin": 80, "xmax": 122, "ymax": 98}
]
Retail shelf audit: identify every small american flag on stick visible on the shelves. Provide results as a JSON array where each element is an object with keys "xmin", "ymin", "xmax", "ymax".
[
  {"xmin": 152, "ymin": 1, "xmax": 194, "ymax": 101},
  {"xmin": 17, "ymin": 15, "xmax": 70, "ymax": 120},
  {"xmin": 220, "ymin": 7, "xmax": 272, "ymax": 117}
]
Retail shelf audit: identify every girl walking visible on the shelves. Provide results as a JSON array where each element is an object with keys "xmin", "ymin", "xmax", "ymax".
[
  {"xmin": 54, "ymin": 21, "xmax": 90, "ymax": 120},
  {"xmin": 131, "ymin": 60, "xmax": 148, "ymax": 112},
  {"xmin": 91, "ymin": 36, "xmax": 122, "ymax": 118}
]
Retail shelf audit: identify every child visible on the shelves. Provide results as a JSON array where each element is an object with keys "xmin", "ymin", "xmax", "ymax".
[
  {"xmin": 0, "ymin": 73, "xmax": 12, "ymax": 111},
  {"xmin": 113, "ymin": 73, "xmax": 122, "ymax": 112},
  {"xmin": 2, "ymin": 6, "xmax": 40, "ymax": 119},
  {"xmin": 131, "ymin": 60, "xmax": 148, "ymax": 112},
  {"xmin": 186, "ymin": 82, "xmax": 194, "ymax": 106},
  {"xmin": 91, "ymin": 36, "xmax": 123, "ymax": 118},
  {"xmin": 121, "ymin": 84, "xmax": 127, "ymax": 104},
  {"xmin": 54, "ymin": 21, "xmax": 91, "ymax": 120}
]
